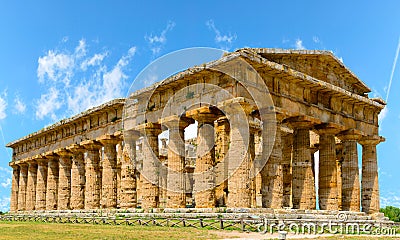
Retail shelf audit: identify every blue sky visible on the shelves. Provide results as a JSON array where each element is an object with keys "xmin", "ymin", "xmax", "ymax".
[{"xmin": 0, "ymin": 1, "xmax": 399, "ymax": 211}]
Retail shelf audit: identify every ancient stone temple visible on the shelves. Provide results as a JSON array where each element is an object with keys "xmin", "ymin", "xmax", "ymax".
[{"xmin": 7, "ymin": 48, "xmax": 385, "ymax": 216}]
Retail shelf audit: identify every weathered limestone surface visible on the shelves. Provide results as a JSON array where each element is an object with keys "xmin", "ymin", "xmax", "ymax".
[
  {"xmin": 316, "ymin": 130, "xmax": 338, "ymax": 210},
  {"xmin": 35, "ymin": 158, "xmax": 47, "ymax": 210},
  {"xmin": 5, "ymin": 49, "xmax": 386, "ymax": 215},
  {"xmin": 262, "ymin": 124, "xmax": 283, "ymax": 209},
  {"xmin": 360, "ymin": 136, "xmax": 383, "ymax": 214},
  {"xmin": 25, "ymin": 161, "xmax": 37, "ymax": 210},
  {"xmin": 10, "ymin": 164, "xmax": 19, "ymax": 211},
  {"xmin": 187, "ymin": 107, "xmax": 221, "ymax": 208},
  {"xmin": 161, "ymin": 116, "xmax": 193, "ymax": 208},
  {"xmin": 98, "ymin": 135, "xmax": 119, "ymax": 209},
  {"xmin": 120, "ymin": 130, "xmax": 139, "ymax": 208},
  {"xmin": 286, "ymin": 117, "xmax": 317, "ymax": 210},
  {"xmin": 338, "ymin": 130, "xmax": 361, "ymax": 212},
  {"xmin": 281, "ymin": 130, "xmax": 293, "ymax": 208},
  {"xmin": 214, "ymin": 117, "xmax": 230, "ymax": 207},
  {"xmin": 45, "ymin": 156, "xmax": 59, "ymax": 210},
  {"xmin": 81, "ymin": 140, "xmax": 102, "ymax": 209},
  {"xmin": 17, "ymin": 163, "xmax": 28, "ymax": 211},
  {"xmin": 67, "ymin": 144, "xmax": 85, "ymax": 209},
  {"xmin": 55, "ymin": 148, "xmax": 72, "ymax": 210},
  {"xmin": 137, "ymin": 123, "xmax": 161, "ymax": 209}
]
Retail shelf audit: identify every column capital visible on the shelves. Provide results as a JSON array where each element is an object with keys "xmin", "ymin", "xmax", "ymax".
[
  {"xmin": 123, "ymin": 129, "xmax": 141, "ymax": 141},
  {"xmin": 9, "ymin": 162, "xmax": 19, "ymax": 169},
  {"xmin": 217, "ymin": 97, "xmax": 256, "ymax": 115},
  {"xmin": 42, "ymin": 150, "xmax": 58, "ymax": 160},
  {"xmin": 97, "ymin": 134, "xmax": 120, "ymax": 145},
  {"xmin": 186, "ymin": 106, "xmax": 223, "ymax": 123},
  {"xmin": 135, "ymin": 122, "xmax": 162, "ymax": 135},
  {"xmin": 159, "ymin": 115, "xmax": 195, "ymax": 130},
  {"xmin": 283, "ymin": 115, "xmax": 321, "ymax": 129},
  {"xmin": 54, "ymin": 148, "xmax": 73, "ymax": 157},
  {"xmin": 314, "ymin": 123, "xmax": 345, "ymax": 135},
  {"xmin": 359, "ymin": 135, "xmax": 385, "ymax": 146},
  {"xmin": 80, "ymin": 139, "xmax": 103, "ymax": 150},
  {"xmin": 337, "ymin": 129, "xmax": 362, "ymax": 141},
  {"xmin": 66, "ymin": 143, "xmax": 85, "ymax": 153}
]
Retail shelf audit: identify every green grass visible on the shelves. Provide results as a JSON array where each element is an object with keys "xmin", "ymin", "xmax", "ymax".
[{"xmin": 0, "ymin": 221, "xmax": 220, "ymax": 240}]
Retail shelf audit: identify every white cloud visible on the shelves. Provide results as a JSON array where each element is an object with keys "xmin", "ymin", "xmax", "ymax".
[
  {"xmin": 80, "ymin": 52, "xmax": 108, "ymax": 70},
  {"xmin": 381, "ymin": 190, "xmax": 400, "ymax": 208},
  {"xmin": 145, "ymin": 21, "xmax": 175, "ymax": 56},
  {"xmin": 37, "ymin": 50, "xmax": 74, "ymax": 85},
  {"xmin": 206, "ymin": 20, "xmax": 237, "ymax": 50},
  {"xmin": 379, "ymin": 106, "xmax": 388, "ymax": 122},
  {"xmin": 0, "ymin": 92, "xmax": 7, "ymax": 120},
  {"xmin": 1, "ymin": 178, "xmax": 10, "ymax": 188},
  {"xmin": 0, "ymin": 196, "xmax": 10, "ymax": 212},
  {"xmin": 35, "ymin": 87, "xmax": 62, "ymax": 120},
  {"xmin": 35, "ymin": 39, "xmax": 136, "ymax": 120},
  {"xmin": 13, "ymin": 95, "xmax": 26, "ymax": 114},
  {"xmin": 295, "ymin": 38, "xmax": 306, "ymax": 50},
  {"xmin": 312, "ymin": 36, "xmax": 320, "ymax": 44}
]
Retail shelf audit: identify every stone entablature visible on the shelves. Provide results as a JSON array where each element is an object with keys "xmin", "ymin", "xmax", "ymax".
[
  {"xmin": 7, "ymin": 99, "xmax": 125, "ymax": 162},
  {"xmin": 6, "ymin": 48, "xmax": 385, "ymax": 217}
]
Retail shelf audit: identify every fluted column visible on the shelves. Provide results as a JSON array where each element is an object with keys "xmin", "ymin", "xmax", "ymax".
[
  {"xmin": 262, "ymin": 120, "xmax": 284, "ymax": 209},
  {"xmin": 336, "ymin": 143, "xmax": 344, "ymax": 210},
  {"xmin": 26, "ymin": 160, "xmax": 38, "ymax": 210},
  {"xmin": 315, "ymin": 124, "xmax": 341, "ymax": 210},
  {"xmin": 187, "ymin": 106, "xmax": 222, "ymax": 208},
  {"xmin": 81, "ymin": 140, "xmax": 103, "ymax": 209},
  {"xmin": 338, "ymin": 129, "xmax": 361, "ymax": 212},
  {"xmin": 10, "ymin": 163, "xmax": 19, "ymax": 212},
  {"xmin": 54, "ymin": 148, "xmax": 72, "ymax": 210},
  {"xmin": 214, "ymin": 117, "xmax": 230, "ymax": 207},
  {"xmin": 116, "ymin": 141, "xmax": 123, "ymax": 208},
  {"xmin": 120, "ymin": 130, "xmax": 140, "ymax": 208},
  {"xmin": 98, "ymin": 134, "xmax": 120, "ymax": 209},
  {"xmin": 285, "ymin": 116, "xmax": 317, "ymax": 210},
  {"xmin": 281, "ymin": 130, "xmax": 293, "ymax": 208},
  {"xmin": 67, "ymin": 144, "xmax": 85, "ymax": 209},
  {"xmin": 136, "ymin": 123, "xmax": 162, "ymax": 209},
  {"xmin": 160, "ymin": 116, "xmax": 194, "ymax": 208},
  {"xmin": 359, "ymin": 136, "xmax": 383, "ymax": 214},
  {"xmin": 45, "ymin": 152, "xmax": 59, "ymax": 210},
  {"xmin": 17, "ymin": 162, "xmax": 28, "ymax": 211},
  {"xmin": 35, "ymin": 157, "xmax": 48, "ymax": 210}
]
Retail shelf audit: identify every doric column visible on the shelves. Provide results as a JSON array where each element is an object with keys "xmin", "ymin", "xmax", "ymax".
[
  {"xmin": 136, "ymin": 123, "xmax": 162, "ymax": 209},
  {"xmin": 116, "ymin": 139, "xmax": 123, "ymax": 208},
  {"xmin": 315, "ymin": 123, "xmax": 341, "ymax": 211},
  {"xmin": 66, "ymin": 144, "xmax": 85, "ymax": 209},
  {"xmin": 17, "ymin": 162, "xmax": 28, "ymax": 211},
  {"xmin": 120, "ymin": 130, "xmax": 140, "ymax": 208},
  {"xmin": 80, "ymin": 140, "xmax": 103, "ymax": 209},
  {"xmin": 336, "ymin": 143, "xmax": 343, "ymax": 210},
  {"xmin": 9, "ymin": 163, "xmax": 19, "ymax": 212},
  {"xmin": 97, "ymin": 134, "xmax": 120, "ymax": 209},
  {"xmin": 337, "ymin": 129, "xmax": 362, "ymax": 212},
  {"xmin": 54, "ymin": 148, "xmax": 72, "ymax": 210},
  {"xmin": 187, "ymin": 106, "xmax": 222, "ymax": 208},
  {"xmin": 26, "ymin": 160, "xmax": 38, "ymax": 210},
  {"xmin": 262, "ymin": 118, "xmax": 284, "ymax": 209},
  {"xmin": 214, "ymin": 117, "xmax": 230, "ymax": 207},
  {"xmin": 359, "ymin": 135, "xmax": 384, "ymax": 214},
  {"xmin": 281, "ymin": 129, "xmax": 293, "ymax": 208},
  {"xmin": 285, "ymin": 116, "xmax": 318, "ymax": 210},
  {"xmin": 160, "ymin": 115, "xmax": 194, "ymax": 208},
  {"xmin": 45, "ymin": 152, "xmax": 59, "ymax": 210},
  {"xmin": 35, "ymin": 156, "xmax": 48, "ymax": 210}
]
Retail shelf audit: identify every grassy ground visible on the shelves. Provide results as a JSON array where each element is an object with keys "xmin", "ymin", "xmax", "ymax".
[
  {"xmin": 1, "ymin": 221, "xmax": 399, "ymax": 239},
  {"xmin": 0, "ymin": 221, "xmax": 220, "ymax": 240}
]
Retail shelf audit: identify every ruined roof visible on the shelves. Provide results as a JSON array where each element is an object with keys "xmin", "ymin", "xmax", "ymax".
[
  {"xmin": 6, "ymin": 98, "xmax": 126, "ymax": 147},
  {"xmin": 248, "ymin": 48, "xmax": 371, "ymax": 94}
]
